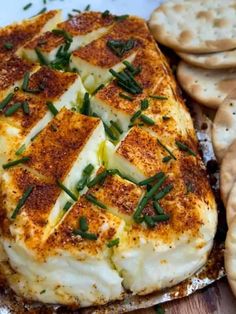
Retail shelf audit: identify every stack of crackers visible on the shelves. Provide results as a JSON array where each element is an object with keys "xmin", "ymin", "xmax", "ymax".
[{"xmin": 149, "ymin": 0, "xmax": 236, "ymax": 298}]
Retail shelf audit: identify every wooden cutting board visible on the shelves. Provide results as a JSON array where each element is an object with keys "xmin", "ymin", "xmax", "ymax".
[{"xmin": 132, "ymin": 278, "xmax": 236, "ymax": 314}]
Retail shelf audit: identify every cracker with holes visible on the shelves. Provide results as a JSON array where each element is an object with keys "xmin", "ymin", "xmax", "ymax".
[
  {"xmin": 177, "ymin": 49, "xmax": 236, "ymax": 70},
  {"xmin": 177, "ymin": 61, "xmax": 236, "ymax": 109},
  {"xmin": 149, "ymin": 0, "xmax": 236, "ymax": 53},
  {"xmin": 212, "ymin": 94, "xmax": 236, "ymax": 162}
]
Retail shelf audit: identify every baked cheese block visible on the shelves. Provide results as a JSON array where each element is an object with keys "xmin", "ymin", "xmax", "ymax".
[{"xmin": 0, "ymin": 10, "xmax": 217, "ymax": 309}]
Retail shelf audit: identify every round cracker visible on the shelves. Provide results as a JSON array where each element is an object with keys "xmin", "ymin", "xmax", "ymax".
[
  {"xmin": 212, "ymin": 94, "xmax": 236, "ymax": 162},
  {"xmin": 177, "ymin": 49, "xmax": 236, "ymax": 70},
  {"xmin": 226, "ymin": 183, "xmax": 236, "ymax": 225},
  {"xmin": 225, "ymin": 216, "xmax": 236, "ymax": 297},
  {"xmin": 220, "ymin": 140, "xmax": 236, "ymax": 206},
  {"xmin": 149, "ymin": 0, "xmax": 236, "ymax": 53},
  {"xmin": 177, "ymin": 61, "xmax": 236, "ymax": 109}
]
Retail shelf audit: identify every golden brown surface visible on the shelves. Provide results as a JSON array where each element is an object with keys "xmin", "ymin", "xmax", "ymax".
[
  {"xmin": 23, "ymin": 108, "xmax": 100, "ymax": 180},
  {"xmin": 23, "ymin": 31, "xmax": 65, "ymax": 52},
  {"xmin": 58, "ymin": 11, "xmax": 114, "ymax": 36},
  {"xmin": 0, "ymin": 55, "xmax": 34, "ymax": 96},
  {"xmin": 72, "ymin": 16, "xmax": 151, "ymax": 68},
  {"xmin": 46, "ymin": 196, "xmax": 121, "ymax": 257},
  {"xmin": 94, "ymin": 48, "xmax": 167, "ymax": 115},
  {"xmin": 0, "ymin": 10, "xmax": 60, "ymax": 58},
  {"xmin": 27, "ymin": 66, "xmax": 78, "ymax": 100}
]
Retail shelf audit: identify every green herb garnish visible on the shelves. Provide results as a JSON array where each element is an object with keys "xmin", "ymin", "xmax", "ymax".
[
  {"xmin": 87, "ymin": 170, "xmax": 108, "ymax": 188},
  {"xmin": 133, "ymin": 174, "xmax": 166, "ymax": 222},
  {"xmin": 162, "ymin": 156, "xmax": 172, "ymax": 163},
  {"xmin": 140, "ymin": 114, "xmax": 155, "ymax": 125},
  {"xmin": 4, "ymin": 102, "xmax": 22, "ymax": 116},
  {"xmin": 149, "ymin": 95, "xmax": 168, "ymax": 100},
  {"xmin": 76, "ymin": 164, "xmax": 94, "ymax": 191},
  {"xmin": 46, "ymin": 101, "xmax": 58, "ymax": 116},
  {"xmin": 153, "ymin": 201, "xmax": 164, "ymax": 215},
  {"xmin": 138, "ymin": 172, "xmax": 164, "ymax": 186},
  {"xmin": 4, "ymin": 42, "xmax": 13, "ymax": 50},
  {"xmin": 23, "ymin": 2, "xmax": 32, "ymax": 10},
  {"xmin": 57, "ymin": 180, "xmax": 78, "ymax": 201},
  {"xmin": 11, "ymin": 185, "xmax": 34, "ymax": 219},
  {"xmin": 63, "ymin": 201, "xmax": 73, "ymax": 212},
  {"xmin": 52, "ymin": 29, "xmax": 72, "ymax": 43},
  {"xmin": 2, "ymin": 157, "xmax": 30, "ymax": 169},
  {"xmin": 102, "ymin": 10, "xmax": 110, "ymax": 18},
  {"xmin": 22, "ymin": 101, "xmax": 30, "ymax": 115},
  {"xmin": 85, "ymin": 194, "xmax": 107, "ymax": 209},
  {"xmin": 175, "ymin": 141, "xmax": 196, "ymax": 156},
  {"xmin": 119, "ymin": 92, "xmax": 134, "ymax": 101},
  {"xmin": 107, "ymin": 238, "xmax": 120, "ymax": 248},
  {"xmin": 107, "ymin": 39, "xmax": 135, "ymax": 57},
  {"xmin": 84, "ymin": 4, "xmax": 91, "ymax": 11},
  {"xmin": 35, "ymin": 47, "xmax": 48, "ymax": 65},
  {"xmin": 110, "ymin": 120, "xmax": 123, "ymax": 134},
  {"xmin": 92, "ymin": 84, "xmax": 105, "ymax": 95},
  {"xmin": 80, "ymin": 92, "xmax": 90, "ymax": 116},
  {"xmin": 15, "ymin": 144, "xmax": 26, "ymax": 156},
  {"xmin": 157, "ymin": 139, "xmax": 176, "ymax": 161},
  {"xmin": 115, "ymin": 14, "xmax": 129, "ymax": 21},
  {"xmin": 73, "ymin": 229, "xmax": 98, "ymax": 240},
  {"xmin": 79, "ymin": 216, "xmax": 89, "ymax": 232},
  {"xmin": 140, "ymin": 99, "xmax": 149, "ymax": 110},
  {"xmin": 0, "ymin": 93, "xmax": 14, "ymax": 110},
  {"xmin": 154, "ymin": 184, "xmax": 173, "ymax": 201}
]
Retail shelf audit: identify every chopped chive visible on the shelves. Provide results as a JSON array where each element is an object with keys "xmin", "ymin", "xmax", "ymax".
[
  {"xmin": 63, "ymin": 201, "xmax": 73, "ymax": 212},
  {"xmin": 140, "ymin": 99, "xmax": 149, "ymax": 110},
  {"xmin": 87, "ymin": 170, "xmax": 108, "ymax": 188},
  {"xmin": 22, "ymin": 71, "xmax": 30, "ymax": 92},
  {"xmin": 175, "ymin": 141, "xmax": 196, "ymax": 156},
  {"xmin": 72, "ymin": 9, "xmax": 81, "ymax": 13},
  {"xmin": 4, "ymin": 42, "xmax": 13, "ymax": 50},
  {"xmin": 36, "ymin": 7, "xmax": 47, "ymax": 16},
  {"xmin": 123, "ymin": 61, "xmax": 141, "ymax": 75},
  {"xmin": 73, "ymin": 229, "xmax": 98, "ymax": 240},
  {"xmin": 119, "ymin": 92, "xmax": 134, "ymax": 101},
  {"xmin": 57, "ymin": 180, "xmax": 78, "ymax": 201},
  {"xmin": 144, "ymin": 215, "xmax": 155, "ymax": 228},
  {"xmin": 40, "ymin": 289, "xmax": 46, "ymax": 294},
  {"xmin": 15, "ymin": 144, "xmax": 26, "ymax": 156},
  {"xmin": 23, "ymin": 2, "xmax": 32, "ymax": 10},
  {"xmin": 76, "ymin": 164, "xmax": 94, "ymax": 191},
  {"xmin": 85, "ymin": 194, "xmax": 107, "ymax": 209},
  {"xmin": 154, "ymin": 184, "xmax": 173, "ymax": 201},
  {"xmin": 22, "ymin": 101, "xmax": 30, "ymax": 115},
  {"xmin": 155, "ymin": 305, "xmax": 165, "ymax": 314},
  {"xmin": 138, "ymin": 172, "xmax": 164, "ymax": 186},
  {"xmin": 0, "ymin": 93, "xmax": 14, "ymax": 110},
  {"xmin": 140, "ymin": 114, "xmax": 155, "ymax": 125},
  {"xmin": 4, "ymin": 102, "xmax": 22, "ymax": 116},
  {"xmin": 46, "ymin": 101, "xmax": 58, "ymax": 116},
  {"xmin": 30, "ymin": 130, "xmax": 41, "ymax": 142},
  {"xmin": 149, "ymin": 95, "xmax": 168, "ymax": 100},
  {"xmin": 153, "ymin": 201, "xmax": 164, "ymax": 215},
  {"xmin": 162, "ymin": 156, "xmax": 172, "ymax": 163},
  {"xmin": 109, "ymin": 169, "xmax": 138, "ymax": 185},
  {"xmin": 80, "ymin": 92, "xmax": 90, "ymax": 116},
  {"xmin": 110, "ymin": 120, "xmax": 123, "ymax": 134},
  {"xmin": 107, "ymin": 238, "xmax": 120, "ymax": 248},
  {"xmin": 92, "ymin": 84, "xmax": 105, "ymax": 95},
  {"xmin": 162, "ymin": 115, "xmax": 170, "ymax": 121},
  {"xmin": 35, "ymin": 47, "xmax": 48, "ymax": 65},
  {"xmin": 43, "ymin": 0, "xmax": 46, "ymax": 4},
  {"xmin": 52, "ymin": 29, "xmax": 72, "ymax": 43},
  {"xmin": 157, "ymin": 139, "xmax": 176, "ymax": 160},
  {"xmin": 115, "ymin": 14, "xmax": 129, "ymax": 21},
  {"xmin": 133, "ymin": 175, "xmax": 166, "ymax": 222},
  {"xmin": 104, "ymin": 123, "xmax": 118, "ymax": 141},
  {"xmin": 130, "ymin": 110, "xmax": 142, "ymax": 123},
  {"xmin": 84, "ymin": 4, "xmax": 91, "ymax": 11},
  {"xmin": 102, "ymin": 10, "xmax": 110, "ymax": 18},
  {"xmin": 2, "ymin": 157, "xmax": 30, "ymax": 169},
  {"xmin": 152, "ymin": 214, "xmax": 170, "ymax": 223},
  {"xmin": 68, "ymin": 13, "xmax": 73, "ymax": 19},
  {"xmin": 107, "ymin": 39, "xmax": 135, "ymax": 57},
  {"xmin": 11, "ymin": 185, "xmax": 34, "ymax": 219},
  {"xmin": 79, "ymin": 216, "xmax": 89, "ymax": 232}
]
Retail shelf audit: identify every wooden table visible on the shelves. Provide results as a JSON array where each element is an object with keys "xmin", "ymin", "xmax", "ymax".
[{"xmin": 132, "ymin": 278, "xmax": 236, "ymax": 314}]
